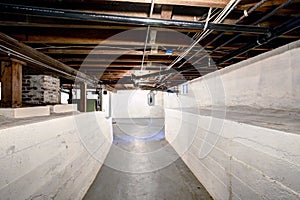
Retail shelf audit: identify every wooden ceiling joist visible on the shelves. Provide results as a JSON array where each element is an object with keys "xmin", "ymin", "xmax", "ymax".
[
  {"xmin": 0, "ymin": 0, "xmax": 299, "ymax": 90},
  {"xmin": 0, "ymin": 3, "xmax": 270, "ymax": 34},
  {"xmin": 110, "ymin": 0, "xmax": 230, "ymax": 8}
]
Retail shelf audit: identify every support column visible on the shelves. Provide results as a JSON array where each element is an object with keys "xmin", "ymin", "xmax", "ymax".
[
  {"xmin": 1, "ymin": 60, "xmax": 22, "ymax": 108},
  {"xmin": 79, "ymin": 82, "xmax": 87, "ymax": 112}
]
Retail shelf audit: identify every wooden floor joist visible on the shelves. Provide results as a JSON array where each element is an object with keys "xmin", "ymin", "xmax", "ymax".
[{"xmin": 0, "ymin": 0, "xmax": 299, "ymax": 90}]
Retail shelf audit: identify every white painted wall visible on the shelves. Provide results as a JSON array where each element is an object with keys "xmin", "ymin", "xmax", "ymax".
[
  {"xmin": 165, "ymin": 109, "xmax": 300, "ymax": 200},
  {"xmin": 112, "ymin": 90, "xmax": 164, "ymax": 118},
  {"xmin": 164, "ymin": 40, "xmax": 300, "ymax": 200},
  {"xmin": 165, "ymin": 40, "xmax": 300, "ymax": 110},
  {"xmin": 61, "ymin": 91, "xmax": 69, "ymax": 104},
  {"xmin": 102, "ymin": 90, "xmax": 112, "ymax": 118},
  {"xmin": 72, "ymin": 89, "xmax": 98, "ymax": 100},
  {"xmin": 0, "ymin": 112, "xmax": 113, "ymax": 200}
]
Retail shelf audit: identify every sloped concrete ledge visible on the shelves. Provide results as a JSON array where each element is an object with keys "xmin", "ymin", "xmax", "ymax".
[
  {"xmin": 165, "ymin": 108, "xmax": 300, "ymax": 200},
  {"xmin": 0, "ymin": 112, "xmax": 113, "ymax": 200}
]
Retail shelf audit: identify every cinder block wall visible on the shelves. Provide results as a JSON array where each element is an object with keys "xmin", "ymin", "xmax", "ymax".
[
  {"xmin": 0, "ymin": 112, "xmax": 113, "ymax": 200},
  {"xmin": 22, "ymin": 75, "xmax": 60, "ymax": 104},
  {"xmin": 164, "ymin": 40, "xmax": 300, "ymax": 200}
]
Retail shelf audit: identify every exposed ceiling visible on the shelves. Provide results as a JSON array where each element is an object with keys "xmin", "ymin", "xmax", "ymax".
[{"xmin": 0, "ymin": 0, "xmax": 299, "ymax": 91}]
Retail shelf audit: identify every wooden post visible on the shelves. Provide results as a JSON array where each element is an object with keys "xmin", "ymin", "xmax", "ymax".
[
  {"xmin": 79, "ymin": 82, "xmax": 87, "ymax": 112},
  {"xmin": 1, "ymin": 61, "xmax": 22, "ymax": 108}
]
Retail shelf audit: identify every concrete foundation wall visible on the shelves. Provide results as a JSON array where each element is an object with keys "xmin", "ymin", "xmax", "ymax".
[
  {"xmin": 165, "ymin": 109, "xmax": 300, "ymax": 200},
  {"xmin": 164, "ymin": 40, "xmax": 300, "ymax": 200},
  {"xmin": 112, "ymin": 90, "xmax": 164, "ymax": 118},
  {"xmin": 0, "ymin": 112, "xmax": 113, "ymax": 200},
  {"xmin": 165, "ymin": 40, "xmax": 300, "ymax": 110}
]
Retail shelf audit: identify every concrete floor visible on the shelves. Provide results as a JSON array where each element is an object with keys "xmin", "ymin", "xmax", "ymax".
[{"xmin": 83, "ymin": 118, "xmax": 212, "ymax": 200}]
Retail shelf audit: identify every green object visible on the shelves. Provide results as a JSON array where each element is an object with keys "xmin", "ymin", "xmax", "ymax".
[
  {"xmin": 87, "ymin": 99, "xmax": 96, "ymax": 112},
  {"xmin": 71, "ymin": 99, "xmax": 97, "ymax": 112}
]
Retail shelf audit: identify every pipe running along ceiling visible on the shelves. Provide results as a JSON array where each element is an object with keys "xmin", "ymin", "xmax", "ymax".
[{"xmin": 0, "ymin": 0, "xmax": 299, "ymax": 91}]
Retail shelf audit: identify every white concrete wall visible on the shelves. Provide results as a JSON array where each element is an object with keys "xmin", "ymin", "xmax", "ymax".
[
  {"xmin": 165, "ymin": 40, "xmax": 300, "ymax": 110},
  {"xmin": 0, "ymin": 112, "xmax": 113, "ymax": 200},
  {"xmin": 165, "ymin": 109, "xmax": 300, "ymax": 200},
  {"xmin": 164, "ymin": 40, "xmax": 300, "ymax": 200},
  {"xmin": 112, "ymin": 90, "xmax": 164, "ymax": 118}
]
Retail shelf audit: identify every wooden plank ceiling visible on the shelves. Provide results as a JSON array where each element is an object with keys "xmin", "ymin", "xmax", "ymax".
[{"xmin": 0, "ymin": 0, "xmax": 299, "ymax": 90}]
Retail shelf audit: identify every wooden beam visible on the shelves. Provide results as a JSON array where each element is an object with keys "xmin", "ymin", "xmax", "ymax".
[
  {"xmin": 18, "ymin": 34, "xmax": 194, "ymax": 46},
  {"xmin": 1, "ymin": 61, "xmax": 22, "ymax": 108},
  {"xmin": 111, "ymin": 0, "xmax": 229, "ymax": 8},
  {"xmin": 0, "ymin": 32, "xmax": 97, "ymax": 84},
  {"xmin": 161, "ymin": 6, "xmax": 173, "ymax": 19},
  {"xmin": 79, "ymin": 82, "xmax": 87, "ymax": 112},
  {"xmin": 237, "ymin": 0, "xmax": 287, "ymax": 10},
  {"xmin": 102, "ymin": 84, "xmax": 117, "ymax": 93}
]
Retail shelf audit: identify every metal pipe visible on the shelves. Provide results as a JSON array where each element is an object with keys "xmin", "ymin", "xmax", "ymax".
[
  {"xmin": 0, "ymin": 32, "xmax": 98, "ymax": 85},
  {"xmin": 132, "ymin": 0, "xmax": 292, "ymax": 83},
  {"xmin": 156, "ymin": 0, "xmax": 241, "ymax": 85},
  {"xmin": 255, "ymin": 0, "xmax": 293, "ymax": 24},
  {"xmin": 178, "ymin": 0, "xmax": 273, "ymax": 69},
  {"xmin": 215, "ymin": 0, "xmax": 294, "ymax": 63},
  {"xmin": 237, "ymin": 0, "xmax": 268, "ymax": 22},
  {"xmin": 141, "ymin": 0, "xmax": 155, "ymax": 71},
  {"xmin": 217, "ymin": 16, "xmax": 300, "ymax": 64},
  {"xmin": 156, "ymin": 0, "xmax": 293, "ymax": 83},
  {"xmin": 134, "ymin": 16, "xmax": 300, "ymax": 80},
  {"xmin": 167, "ymin": 0, "xmax": 241, "ymax": 71},
  {"xmin": 0, "ymin": 45, "xmax": 97, "ymax": 85},
  {"xmin": 0, "ymin": 3, "xmax": 269, "ymax": 34},
  {"xmin": 140, "ymin": 26, "xmax": 150, "ymax": 71}
]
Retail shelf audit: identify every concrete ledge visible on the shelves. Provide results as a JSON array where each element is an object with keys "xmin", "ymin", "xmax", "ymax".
[
  {"xmin": 0, "ymin": 106, "xmax": 50, "ymax": 118},
  {"xmin": 165, "ymin": 108, "xmax": 300, "ymax": 200},
  {"xmin": 0, "ymin": 112, "xmax": 113, "ymax": 200},
  {"xmin": 51, "ymin": 104, "xmax": 78, "ymax": 113}
]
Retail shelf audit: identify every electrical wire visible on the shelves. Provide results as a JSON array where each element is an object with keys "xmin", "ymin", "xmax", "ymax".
[
  {"xmin": 166, "ymin": 0, "xmax": 241, "ymax": 71},
  {"xmin": 140, "ymin": 0, "xmax": 155, "ymax": 71},
  {"xmin": 156, "ymin": 0, "xmax": 241, "ymax": 86},
  {"xmin": 156, "ymin": 0, "xmax": 292, "ymax": 88}
]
